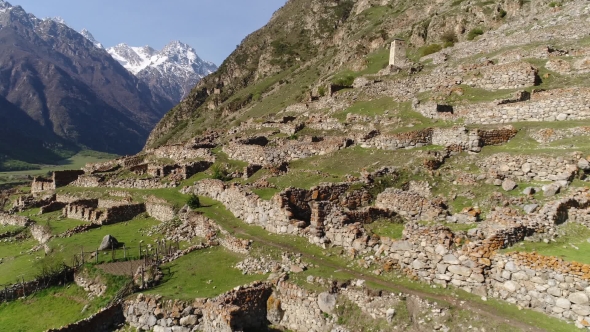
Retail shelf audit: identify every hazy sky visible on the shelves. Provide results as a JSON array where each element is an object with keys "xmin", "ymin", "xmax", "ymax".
[{"xmin": 10, "ymin": 0, "xmax": 287, "ymax": 65}]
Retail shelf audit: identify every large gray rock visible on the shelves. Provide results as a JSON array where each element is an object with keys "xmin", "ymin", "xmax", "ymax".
[
  {"xmin": 318, "ymin": 292, "xmax": 337, "ymax": 314},
  {"xmin": 543, "ymin": 184, "xmax": 560, "ymax": 197},
  {"xmin": 503, "ymin": 281, "xmax": 518, "ymax": 293},
  {"xmin": 448, "ymin": 265, "xmax": 472, "ymax": 277},
  {"xmin": 98, "ymin": 235, "xmax": 119, "ymax": 251},
  {"xmin": 386, "ymin": 308, "xmax": 396, "ymax": 323},
  {"xmin": 522, "ymin": 187, "xmax": 536, "ymax": 195},
  {"xmin": 523, "ymin": 204, "xmax": 539, "ymax": 214},
  {"xmin": 502, "ymin": 179, "xmax": 518, "ymax": 191},
  {"xmin": 555, "ymin": 298, "xmax": 571, "ymax": 309},
  {"xmin": 569, "ymin": 292, "xmax": 589, "ymax": 305},
  {"xmin": 179, "ymin": 315, "xmax": 198, "ymax": 326},
  {"xmin": 443, "ymin": 254, "xmax": 460, "ymax": 265},
  {"xmin": 579, "ymin": 158, "xmax": 590, "ymax": 171}
]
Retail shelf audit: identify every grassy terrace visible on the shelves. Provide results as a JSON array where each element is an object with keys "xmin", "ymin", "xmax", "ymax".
[
  {"xmin": 0, "ymin": 267, "xmax": 129, "ymax": 332},
  {"xmin": 502, "ymin": 223, "xmax": 590, "ymax": 265},
  {"xmin": 191, "ymin": 195, "xmax": 578, "ymax": 331},
  {"xmin": 146, "ymin": 246, "xmax": 262, "ymax": 300}
]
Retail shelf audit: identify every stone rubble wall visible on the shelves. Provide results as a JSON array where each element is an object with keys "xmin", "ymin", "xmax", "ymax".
[
  {"xmin": 0, "ymin": 212, "xmax": 32, "ymax": 227},
  {"xmin": 123, "ymin": 282, "xmax": 273, "ymax": 332},
  {"xmin": 145, "ymin": 202, "xmax": 176, "ymax": 223},
  {"xmin": 478, "ymin": 153, "xmax": 579, "ymax": 182},
  {"xmin": 62, "ymin": 200, "xmax": 146, "ymax": 225},
  {"xmin": 169, "ymin": 209, "xmax": 251, "ymax": 255},
  {"xmin": 30, "ymin": 224, "xmax": 52, "ymax": 244},
  {"xmin": 271, "ymin": 281, "xmax": 331, "ymax": 332},
  {"xmin": 145, "ymin": 144, "xmax": 215, "ymax": 163},
  {"xmin": 185, "ymin": 180, "xmax": 294, "ymax": 234},
  {"xmin": 489, "ymin": 252, "xmax": 590, "ymax": 327},
  {"xmin": 456, "ymin": 88, "xmax": 590, "ymax": 125},
  {"xmin": 31, "ymin": 177, "xmax": 55, "ymax": 193},
  {"xmin": 462, "ymin": 61, "xmax": 538, "ymax": 90},
  {"xmin": 375, "ymin": 188, "xmax": 448, "ymax": 222},
  {"xmin": 359, "ymin": 126, "xmax": 517, "ymax": 153},
  {"xmin": 223, "ymin": 137, "xmax": 350, "ymax": 166},
  {"xmin": 531, "ymin": 126, "xmax": 590, "ymax": 144}
]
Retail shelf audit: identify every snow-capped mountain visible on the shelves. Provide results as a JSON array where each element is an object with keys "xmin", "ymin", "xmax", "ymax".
[
  {"xmin": 107, "ymin": 41, "xmax": 217, "ymax": 102},
  {"xmin": 0, "ymin": 0, "xmax": 173, "ymax": 160},
  {"xmin": 80, "ymin": 28, "xmax": 103, "ymax": 49}
]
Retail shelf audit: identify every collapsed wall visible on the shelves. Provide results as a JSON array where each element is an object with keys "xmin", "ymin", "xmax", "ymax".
[{"xmin": 124, "ymin": 282, "xmax": 273, "ymax": 332}]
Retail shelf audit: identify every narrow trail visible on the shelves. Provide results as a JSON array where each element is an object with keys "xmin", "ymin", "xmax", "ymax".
[{"xmin": 229, "ymin": 226, "xmax": 546, "ymax": 332}]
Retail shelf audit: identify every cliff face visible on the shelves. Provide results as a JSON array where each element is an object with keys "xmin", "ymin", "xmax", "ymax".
[{"xmin": 145, "ymin": 0, "xmax": 526, "ymax": 148}]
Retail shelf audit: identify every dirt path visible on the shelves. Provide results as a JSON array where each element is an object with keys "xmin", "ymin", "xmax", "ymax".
[{"xmin": 231, "ymin": 227, "xmax": 546, "ymax": 332}]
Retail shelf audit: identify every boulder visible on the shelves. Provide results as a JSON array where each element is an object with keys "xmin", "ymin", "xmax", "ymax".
[
  {"xmin": 569, "ymin": 292, "xmax": 589, "ymax": 305},
  {"xmin": 386, "ymin": 308, "xmax": 396, "ymax": 323},
  {"xmin": 555, "ymin": 297, "xmax": 571, "ymax": 309},
  {"xmin": 542, "ymin": 184, "xmax": 560, "ymax": 197},
  {"xmin": 579, "ymin": 158, "xmax": 590, "ymax": 171},
  {"xmin": 523, "ymin": 204, "xmax": 539, "ymax": 214},
  {"xmin": 98, "ymin": 235, "xmax": 119, "ymax": 251},
  {"xmin": 502, "ymin": 179, "xmax": 517, "ymax": 191},
  {"xmin": 318, "ymin": 292, "xmax": 337, "ymax": 313},
  {"xmin": 503, "ymin": 281, "xmax": 518, "ymax": 293},
  {"xmin": 522, "ymin": 187, "xmax": 536, "ymax": 195}
]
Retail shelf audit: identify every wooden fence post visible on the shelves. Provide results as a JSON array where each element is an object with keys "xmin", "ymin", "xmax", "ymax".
[
  {"xmin": 123, "ymin": 245, "xmax": 127, "ymax": 260},
  {"xmin": 96, "ymin": 250, "xmax": 99, "ymax": 264},
  {"xmin": 81, "ymin": 247, "xmax": 84, "ymax": 265},
  {"xmin": 139, "ymin": 243, "xmax": 142, "ymax": 260},
  {"xmin": 21, "ymin": 277, "xmax": 25, "ymax": 297}
]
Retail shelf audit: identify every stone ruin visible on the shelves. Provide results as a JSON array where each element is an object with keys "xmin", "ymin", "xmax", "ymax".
[
  {"xmin": 62, "ymin": 199, "xmax": 146, "ymax": 225},
  {"xmin": 388, "ymin": 39, "xmax": 407, "ymax": 68},
  {"xmin": 31, "ymin": 170, "xmax": 84, "ymax": 194}
]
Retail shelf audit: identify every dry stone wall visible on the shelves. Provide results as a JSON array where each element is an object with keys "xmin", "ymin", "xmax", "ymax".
[
  {"xmin": 123, "ymin": 282, "xmax": 273, "ymax": 332},
  {"xmin": 375, "ymin": 188, "xmax": 448, "ymax": 222},
  {"xmin": 478, "ymin": 153, "xmax": 579, "ymax": 182},
  {"xmin": 62, "ymin": 200, "xmax": 146, "ymax": 225},
  {"xmin": 223, "ymin": 137, "xmax": 350, "ymax": 166},
  {"xmin": 455, "ymin": 88, "xmax": 590, "ymax": 125},
  {"xmin": 0, "ymin": 212, "xmax": 31, "ymax": 227}
]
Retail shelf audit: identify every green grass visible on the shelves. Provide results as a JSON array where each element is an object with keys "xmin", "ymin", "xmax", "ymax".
[
  {"xmin": 19, "ymin": 210, "xmax": 87, "ymax": 236},
  {"xmin": 502, "ymin": 223, "xmax": 590, "ymax": 264},
  {"xmin": 0, "ymin": 285, "xmax": 94, "ymax": 332},
  {"xmin": 48, "ymin": 216, "xmax": 161, "ymax": 263},
  {"xmin": 0, "ymin": 150, "xmax": 118, "ymax": 186},
  {"xmin": 0, "ymin": 267, "xmax": 130, "ymax": 332},
  {"xmin": 0, "ymin": 216, "xmax": 160, "ymax": 284},
  {"xmin": 252, "ymin": 188, "xmax": 281, "ymax": 200},
  {"xmin": 333, "ymin": 97, "xmax": 404, "ymax": 121},
  {"xmin": 0, "ymin": 239, "xmax": 39, "ymax": 285},
  {"xmin": 145, "ymin": 246, "xmax": 262, "ymax": 300},
  {"xmin": 365, "ymin": 219, "xmax": 405, "ymax": 239}
]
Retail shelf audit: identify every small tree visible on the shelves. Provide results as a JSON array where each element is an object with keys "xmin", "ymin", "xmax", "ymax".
[{"xmin": 187, "ymin": 194, "xmax": 201, "ymax": 209}]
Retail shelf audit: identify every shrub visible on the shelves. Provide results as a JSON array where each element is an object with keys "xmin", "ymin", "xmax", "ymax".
[
  {"xmin": 212, "ymin": 164, "xmax": 231, "ymax": 181},
  {"xmin": 332, "ymin": 73, "xmax": 356, "ymax": 87},
  {"xmin": 187, "ymin": 195, "xmax": 200, "ymax": 209},
  {"xmin": 318, "ymin": 86, "xmax": 326, "ymax": 97},
  {"xmin": 467, "ymin": 28, "xmax": 484, "ymax": 41},
  {"xmin": 421, "ymin": 44, "xmax": 442, "ymax": 57},
  {"xmin": 498, "ymin": 9, "xmax": 507, "ymax": 18},
  {"xmin": 440, "ymin": 31, "xmax": 458, "ymax": 45}
]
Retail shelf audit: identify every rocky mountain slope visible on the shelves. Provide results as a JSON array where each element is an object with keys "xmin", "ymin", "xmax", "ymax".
[
  {"xmin": 0, "ymin": 0, "xmax": 173, "ymax": 169},
  {"xmin": 107, "ymin": 41, "xmax": 217, "ymax": 103}
]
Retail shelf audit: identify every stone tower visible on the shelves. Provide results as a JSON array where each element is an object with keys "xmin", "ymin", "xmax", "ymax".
[{"xmin": 389, "ymin": 39, "xmax": 407, "ymax": 68}]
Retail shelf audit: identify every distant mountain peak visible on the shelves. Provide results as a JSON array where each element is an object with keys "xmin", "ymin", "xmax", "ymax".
[
  {"xmin": 45, "ymin": 16, "xmax": 68, "ymax": 26},
  {"xmin": 80, "ymin": 28, "xmax": 103, "ymax": 49},
  {"xmin": 106, "ymin": 40, "xmax": 217, "ymax": 102}
]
